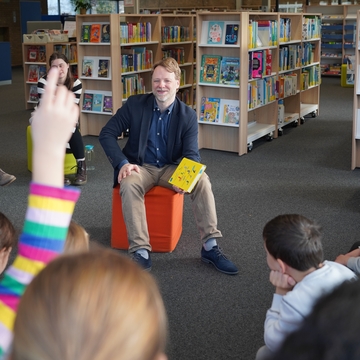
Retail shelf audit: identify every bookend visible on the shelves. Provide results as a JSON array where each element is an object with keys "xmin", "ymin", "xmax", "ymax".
[{"xmin": 111, "ymin": 185, "xmax": 184, "ymax": 252}]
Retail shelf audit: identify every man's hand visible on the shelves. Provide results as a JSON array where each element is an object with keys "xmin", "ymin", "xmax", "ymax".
[
  {"xmin": 118, "ymin": 163, "xmax": 140, "ymax": 182},
  {"xmin": 269, "ymin": 270, "xmax": 296, "ymax": 295},
  {"xmin": 172, "ymin": 185, "xmax": 186, "ymax": 195}
]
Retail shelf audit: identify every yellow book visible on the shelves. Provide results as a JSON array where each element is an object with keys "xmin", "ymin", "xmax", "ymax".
[{"xmin": 168, "ymin": 158, "xmax": 206, "ymax": 193}]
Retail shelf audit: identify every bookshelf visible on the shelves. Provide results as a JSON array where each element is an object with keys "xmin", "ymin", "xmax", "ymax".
[
  {"xmin": 76, "ymin": 14, "xmax": 122, "ymax": 136},
  {"xmin": 160, "ymin": 14, "xmax": 196, "ymax": 108},
  {"xmin": 196, "ymin": 11, "xmax": 321, "ymax": 155},
  {"xmin": 351, "ymin": 10, "xmax": 360, "ymax": 169},
  {"xmin": 22, "ymin": 41, "xmax": 77, "ymax": 110},
  {"xmin": 305, "ymin": 4, "xmax": 360, "ymax": 76}
]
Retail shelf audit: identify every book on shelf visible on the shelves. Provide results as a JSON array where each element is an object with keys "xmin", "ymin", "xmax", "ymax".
[
  {"xmin": 218, "ymin": 99, "xmax": 240, "ymax": 125},
  {"xmin": 207, "ymin": 21, "xmax": 224, "ymax": 45},
  {"xmin": 200, "ymin": 54, "xmax": 222, "ymax": 84},
  {"xmin": 122, "ymin": 49, "xmax": 135, "ymax": 72},
  {"xmin": 199, "ymin": 97, "xmax": 220, "ymax": 123},
  {"xmin": 90, "ymin": 24, "xmax": 101, "ymax": 43},
  {"xmin": 92, "ymin": 93, "xmax": 103, "ymax": 112},
  {"xmin": 251, "ymin": 51, "xmax": 263, "ymax": 79},
  {"xmin": 219, "ymin": 57, "xmax": 240, "ymax": 85},
  {"xmin": 69, "ymin": 44, "xmax": 78, "ymax": 63},
  {"xmin": 27, "ymin": 47, "xmax": 38, "ymax": 62},
  {"xmin": 82, "ymin": 58, "xmax": 94, "ymax": 77},
  {"xmin": 101, "ymin": 24, "xmax": 111, "ymax": 43},
  {"xmin": 28, "ymin": 65, "xmax": 39, "ymax": 83},
  {"xmin": 98, "ymin": 59, "xmax": 110, "ymax": 78},
  {"xmin": 224, "ymin": 24, "xmax": 239, "ymax": 45},
  {"xmin": 29, "ymin": 85, "xmax": 39, "ymax": 102},
  {"xmin": 82, "ymin": 93, "xmax": 93, "ymax": 111},
  {"xmin": 81, "ymin": 24, "xmax": 91, "ymax": 42},
  {"xmin": 168, "ymin": 157, "xmax": 207, "ymax": 193},
  {"xmin": 38, "ymin": 65, "xmax": 47, "ymax": 79},
  {"xmin": 103, "ymin": 95, "xmax": 113, "ymax": 113}
]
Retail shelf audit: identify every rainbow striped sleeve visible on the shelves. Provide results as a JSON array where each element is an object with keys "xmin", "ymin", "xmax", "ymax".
[{"xmin": 0, "ymin": 182, "xmax": 80, "ymax": 357}]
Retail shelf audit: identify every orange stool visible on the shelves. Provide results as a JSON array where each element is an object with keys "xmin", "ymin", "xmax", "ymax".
[{"xmin": 111, "ymin": 185, "xmax": 184, "ymax": 252}]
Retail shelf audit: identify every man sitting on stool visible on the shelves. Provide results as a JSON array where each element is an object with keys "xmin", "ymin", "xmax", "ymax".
[{"xmin": 99, "ymin": 57, "xmax": 238, "ymax": 274}]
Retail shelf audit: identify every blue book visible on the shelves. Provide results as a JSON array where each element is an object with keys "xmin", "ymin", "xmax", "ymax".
[{"xmin": 92, "ymin": 93, "xmax": 103, "ymax": 112}]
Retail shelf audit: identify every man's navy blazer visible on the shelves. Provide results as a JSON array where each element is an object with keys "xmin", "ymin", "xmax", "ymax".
[{"xmin": 99, "ymin": 93, "xmax": 201, "ymax": 187}]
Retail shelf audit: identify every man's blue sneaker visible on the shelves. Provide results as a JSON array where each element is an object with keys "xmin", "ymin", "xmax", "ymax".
[
  {"xmin": 132, "ymin": 251, "xmax": 152, "ymax": 271},
  {"xmin": 201, "ymin": 245, "xmax": 238, "ymax": 275}
]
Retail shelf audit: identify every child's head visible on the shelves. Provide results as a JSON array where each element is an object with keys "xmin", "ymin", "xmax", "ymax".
[
  {"xmin": 263, "ymin": 214, "xmax": 323, "ymax": 271},
  {"xmin": 64, "ymin": 220, "xmax": 89, "ymax": 254},
  {"xmin": 0, "ymin": 212, "xmax": 17, "ymax": 273}
]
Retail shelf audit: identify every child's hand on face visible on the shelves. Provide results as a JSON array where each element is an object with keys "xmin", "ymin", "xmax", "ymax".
[{"xmin": 270, "ymin": 270, "xmax": 296, "ymax": 295}]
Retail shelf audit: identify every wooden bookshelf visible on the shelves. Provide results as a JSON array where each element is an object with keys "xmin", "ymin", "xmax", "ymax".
[
  {"xmin": 22, "ymin": 41, "xmax": 77, "ymax": 110},
  {"xmin": 196, "ymin": 11, "xmax": 321, "ymax": 155}
]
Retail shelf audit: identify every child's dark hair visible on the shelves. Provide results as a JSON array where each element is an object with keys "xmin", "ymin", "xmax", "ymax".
[
  {"xmin": 263, "ymin": 214, "xmax": 323, "ymax": 271},
  {"xmin": 0, "ymin": 212, "xmax": 16, "ymax": 250}
]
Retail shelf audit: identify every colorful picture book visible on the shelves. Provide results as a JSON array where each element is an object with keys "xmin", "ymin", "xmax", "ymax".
[
  {"xmin": 224, "ymin": 24, "xmax": 239, "ymax": 45},
  {"xmin": 28, "ymin": 65, "xmax": 39, "ymax": 83},
  {"xmin": 92, "ymin": 93, "xmax": 103, "ymax": 112},
  {"xmin": 220, "ymin": 57, "xmax": 240, "ymax": 85},
  {"xmin": 207, "ymin": 21, "xmax": 224, "ymax": 45},
  {"xmin": 81, "ymin": 24, "xmax": 91, "ymax": 42},
  {"xmin": 168, "ymin": 157, "xmax": 207, "ymax": 193},
  {"xmin": 29, "ymin": 85, "xmax": 39, "ymax": 102},
  {"xmin": 90, "ymin": 24, "xmax": 101, "ymax": 43},
  {"xmin": 200, "ymin": 54, "xmax": 222, "ymax": 84},
  {"xmin": 82, "ymin": 58, "xmax": 94, "ymax": 77},
  {"xmin": 103, "ymin": 95, "xmax": 113, "ymax": 113},
  {"xmin": 199, "ymin": 97, "xmax": 220, "ymax": 123},
  {"xmin": 101, "ymin": 24, "xmax": 111, "ymax": 42},
  {"xmin": 218, "ymin": 99, "xmax": 240, "ymax": 125},
  {"xmin": 98, "ymin": 59, "xmax": 110, "ymax": 78},
  {"xmin": 82, "ymin": 93, "xmax": 93, "ymax": 111},
  {"xmin": 251, "ymin": 51, "xmax": 263, "ymax": 79}
]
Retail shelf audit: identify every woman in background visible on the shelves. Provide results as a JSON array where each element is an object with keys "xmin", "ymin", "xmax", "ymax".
[{"xmin": 37, "ymin": 52, "xmax": 87, "ymax": 186}]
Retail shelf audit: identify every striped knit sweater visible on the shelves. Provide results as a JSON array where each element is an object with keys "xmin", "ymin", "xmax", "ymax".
[{"xmin": 0, "ymin": 183, "xmax": 80, "ymax": 357}]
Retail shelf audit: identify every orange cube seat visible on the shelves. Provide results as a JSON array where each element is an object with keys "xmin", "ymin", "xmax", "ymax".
[{"xmin": 111, "ymin": 185, "xmax": 184, "ymax": 252}]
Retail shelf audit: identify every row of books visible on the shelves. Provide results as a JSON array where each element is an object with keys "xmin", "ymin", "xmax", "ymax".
[
  {"xmin": 81, "ymin": 23, "xmax": 111, "ymax": 43},
  {"xmin": 200, "ymin": 54, "xmax": 240, "ymax": 86},
  {"xmin": 82, "ymin": 93, "xmax": 113, "ymax": 113},
  {"xmin": 120, "ymin": 22, "xmax": 152, "ymax": 44},
  {"xmin": 199, "ymin": 97, "xmax": 240, "ymax": 125},
  {"xmin": 27, "ymin": 64, "xmax": 46, "ymax": 83},
  {"xmin": 122, "ymin": 74, "xmax": 145, "ymax": 99},
  {"xmin": 54, "ymin": 44, "xmax": 77, "ymax": 63},
  {"xmin": 279, "ymin": 44, "xmax": 301, "ymax": 72},
  {"xmin": 29, "ymin": 85, "xmax": 39, "ymax": 102},
  {"xmin": 277, "ymin": 73, "xmax": 298, "ymax": 99},
  {"xmin": 279, "ymin": 18, "xmax": 292, "ymax": 43},
  {"xmin": 162, "ymin": 48, "xmax": 186, "ymax": 64},
  {"xmin": 300, "ymin": 66, "xmax": 321, "ymax": 90},
  {"xmin": 81, "ymin": 57, "xmax": 110, "ymax": 79},
  {"xmin": 121, "ymin": 48, "xmax": 153, "ymax": 73},
  {"xmin": 176, "ymin": 89, "xmax": 191, "ymax": 106},
  {"xmin": 26, "ymin": 46, "xmax": 46, "ymax": 63},
  {"xmin": 201, "ymin": 21, "xmax": 239, "ymax": 46},
  {"xmin": 302, "ymin": 16, "xmax": 321, "ymax": 41},
  {"xmin": 161, "ymin": 26, "xmax": 190, "ymax": 43},
  {"xmin": 248, "ymin": 76, "xmax": 277, "ymax": 110},
  {"xmin": 249, "ymin": 20, "xmax": 278, "ymax": 49}
]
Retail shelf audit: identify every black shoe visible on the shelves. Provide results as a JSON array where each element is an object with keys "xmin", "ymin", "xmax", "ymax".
[
  {"xmin": 201, "ymin": 245, "xmax": 238, "ymax": 275},
  {"xmin": 64, "ymin": 177, "xmax": 71, "ymax": 186},
  {"xmin": 132, "ymin": 251, "xmax": 152, "ymax": 271},
  {"xmin": 73, "ymin": 160, "xmax": 87, "ymax": 186}
]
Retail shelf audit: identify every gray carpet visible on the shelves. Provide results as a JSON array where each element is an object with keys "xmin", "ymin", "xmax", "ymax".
[{"xmin": 1, "ymin": 67, "xmax": 359, "ymax": 360}]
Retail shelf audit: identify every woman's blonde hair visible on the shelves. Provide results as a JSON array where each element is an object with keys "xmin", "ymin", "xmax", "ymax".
[
  {"xmin": 12, "ymin": 249, "xmax": 168, "ymax": 360},
  {"xmin": 64, "ymin": 220, "xmax": 89, "ymax": 254}
]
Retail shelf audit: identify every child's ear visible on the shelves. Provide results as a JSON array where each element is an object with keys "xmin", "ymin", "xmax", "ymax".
[{"xmin": 276, "ymin": 258, "xmax": 286, "ymax": 273}]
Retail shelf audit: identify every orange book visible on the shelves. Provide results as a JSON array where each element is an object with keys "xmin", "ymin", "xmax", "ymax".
[{"xmin": 90, "ymin": 24, "xmax": 101, "ymax": 43}]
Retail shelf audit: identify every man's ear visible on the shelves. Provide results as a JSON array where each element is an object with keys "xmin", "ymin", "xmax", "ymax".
[{"xmin": 276, "ymin": 258, "xmax": 287, "ymax": 273}]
